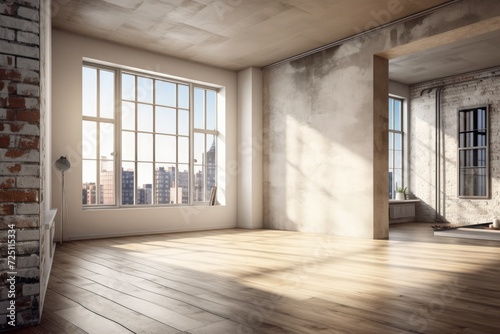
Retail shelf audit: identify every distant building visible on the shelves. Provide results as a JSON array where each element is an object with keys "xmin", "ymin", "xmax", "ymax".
[
  {"xmin": 82, "ymin": 182, "xmax": 98, "ymax": 205},
  {"xmin": 194, "ymin": 138, "xmax": 216, "ymax": 202},
  {"xmin": 171, "ymin": 168, "xmax": 189, "ymax": 204},
  {"xmin": 122, "ymin": 169, "xmax": 135, "ymax": 205},
  {"xmin": 206, "ymin": 139, "xmax": 216, "ymax": 200},
  {"xmin": 100, "ymin": 156, "xmax": 115, "ymax": 205},
  {"xmin": 138, "ymin": 184, "xmax": 152, "ymax": 204},
  {"xmin": 155, "ymin": 167, "xmax": 171, "ymax": 204}
]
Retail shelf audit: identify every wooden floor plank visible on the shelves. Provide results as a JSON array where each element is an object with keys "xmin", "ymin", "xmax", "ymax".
[{"xmin": 11, "ymin": 223, "xmax": 500, "ymax": 334}]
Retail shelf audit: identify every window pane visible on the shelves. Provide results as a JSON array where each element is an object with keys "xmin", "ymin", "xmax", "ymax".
[
  {"xmin": 137, "ymin": 104, "xmax": 153, "ymax": 132},
  {"xmin": 155, "ymin": 164, "xmax": 174, "ymax": 204},
  {"xmin": 206, "ymin": 134, "xmax": 216, "ymax": 163},
  {"xmin": 460, "ymin": 168, "xmax": 486, "ymax": 197},
  {"xmin": 156, "ymin": 107, "xmax": 176, "ymax": 134},
  {"xmin": 122, "ymin": 102, "xmax": 135, "ymax": 131},
  {"xmin": 394, "ymin": 133, "xmax": 402, "ymax": 151},
  {"xmin": 194, "ymin": 88, "xmax": 204, "ymax": 129},
  {"xmin": 82, "ymin": 160, "xmax": 97, "ymax": 205},
  {"xmin": 100, "ymin": 159, "xmax": 114, "ymax": 205},
  {"xmin": 178, "ymin": 109, "xmax": 189, "ymax": 136},
  {"xmin": 82, "ymin": 67, "xmax": 97, "ymax": 117},
  {"xmin": 393, "ymin": 106, "xmax": 401, "ymax": 131},
  {"xmin": 393, "ymin": 169, "xmax": 403, "ymax": 191},
  {"xmin": 82, "ymin": 160, "xmax": 97, "ymax": 185},
  {"xmin": 388, "ymin": 132, "xmax": 393, "ymax": 150},
  {"xmin": 206, "ymin": 90, "xmax": 216, "ymax": 131},
  {"xmin": 137, "ymin": 163, "xmax": 153, "ymax": 205},
  {"xmin": 389, "ymin": 150, "xmax": 393, "ymax": 169},
  {"xmin": 459, "ymin": 133, "xmax": 465, "ymax": 148},
  {"xmin": 82, "ymin": 121, "xmax": 97, "ymax": 159},
  {"xmin": 194, "ymin": 133, "xmax": 204, "ymax": 164},
  {"xmin": 156, "ymin": 80, "xmax": 176, "ymax": 107},
  {"xmin": 177, "ymin": 165, "xmax": 189, "ymax": 204},
  {"xmin": 460, "ymin": 149, "xmax": 487, "ymax": 168},
  {"xmin": 122, "ymin": 131, "xmax": 135, "ymax": 161},
  {"xmin": 178, "ymin": 84, "xmax": 189, "ymax": 109},
  {"xmin": 122, "ymin": 74, "xmax": 135, "ymax": 101},
  {"xmin": 138, "ymin": 133, "xmax": 153, "ymax": 161},
  {"xmin": 477, "ymin": 131, "xmax": 487, "ymax": 147},
  {"xmin": 206, "ymin": 136, "xmax": 216, "ymax": 200},
  {"xmin": 394, "ymin": 150, "xmax": 402, "ymax": 169},
  {"xmin": 121, "ymin": 162, "xmax": 135, "ymax": 205},
  {"xmin": 194, "ymin": 165, "xmax": 205, "ymax": 202},
  {"xmin": 478, "ymin": 108, "xmax": 486, "ymax": 129},
  {"xmin": 100, "ymin": 123, "xmax": 114, "ymax": 159},
  {"xmin": 100, "ymin": 70, "xmax": 115, "ymax": 119},
  {"xmin": 155, "ymin": 135, "xmax": 176, "ymax": 163},
  {"xmin": 137, "ymin": 77, "xmax": 153, "ymax": 103},
  {"xmin": 460, "ymin": 113, "xmax": 464, "ymax": 132},
  {"xmin": 178, "ymin": 137, "xmax": 189, "ymax": 164}
]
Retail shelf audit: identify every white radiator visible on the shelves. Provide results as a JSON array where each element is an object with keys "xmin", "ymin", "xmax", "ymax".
[{"xmin": 389, "ymin": 204, "xmax": 415, "ymax": 219}]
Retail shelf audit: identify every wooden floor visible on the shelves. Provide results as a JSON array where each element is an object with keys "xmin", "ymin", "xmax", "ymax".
[{"xmin": 11, "ymin": 223, "xmax": 500, "ymax": 334}]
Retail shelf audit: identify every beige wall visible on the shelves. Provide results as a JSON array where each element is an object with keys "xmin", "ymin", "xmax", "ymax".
[
  {"xmin": 263, "ymin": 0, "xmax": 500, "ymax": 238},
  {"xmin": 238, "ymin": 67, "xmax": 263, "ymax": 229},
  {"xmin": 51, "ymin": 29, "xmax": 238, "ymax": 240}
]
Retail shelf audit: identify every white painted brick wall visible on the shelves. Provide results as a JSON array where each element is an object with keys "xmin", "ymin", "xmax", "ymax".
[{"xmin": 410, "ymin": 66, "xmax": 500, "ymax": 224}]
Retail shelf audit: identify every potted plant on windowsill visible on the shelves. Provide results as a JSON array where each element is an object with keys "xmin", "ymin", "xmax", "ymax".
[{"xmin": 395, "ymin": 187, "xmax": 407, "ymax": 200}]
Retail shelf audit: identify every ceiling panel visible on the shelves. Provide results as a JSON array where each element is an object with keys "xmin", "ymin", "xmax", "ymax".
[
  {"xmin": 52, "ymin": 0, "xmax": 455, "ymax": 70},
  {"xmin": 389, "ymin": 30, "xmax": 500, "ymax": 85}
]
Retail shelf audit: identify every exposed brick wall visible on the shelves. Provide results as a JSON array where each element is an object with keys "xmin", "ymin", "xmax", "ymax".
[
  {"xmin": 410, "ymin": 66, "xmax": 500, "ymax": 223},
  {"xmin": 0, "ymin": 0, "xmax": 42, "ymax": 330}
]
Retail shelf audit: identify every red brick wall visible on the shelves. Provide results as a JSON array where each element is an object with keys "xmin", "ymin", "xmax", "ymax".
[{"xmin": 0, "ymin": 0, "xmax": 42, "ymax": 330}]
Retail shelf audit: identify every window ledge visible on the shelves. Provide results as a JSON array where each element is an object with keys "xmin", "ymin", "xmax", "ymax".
[{"xmin": 389, "ymin": 199, "xmax": 420, "ymax": 204}]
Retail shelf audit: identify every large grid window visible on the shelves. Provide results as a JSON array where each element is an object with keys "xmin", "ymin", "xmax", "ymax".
[
  {"xmin": 82, "ymin": 64, "xmax": 219, "ymax": 207},
  {"xmin": 458, "ymin": 105, "xmax": 488, "ymax": 198},
  {"xmin": 388, "ymin": 97, "xmax": 403, "ymax": 199}
]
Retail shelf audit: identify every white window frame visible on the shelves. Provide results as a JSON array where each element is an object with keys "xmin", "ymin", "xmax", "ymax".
[
  {"xmin": 82, "ymin": 62, "xmax": 220, "ymax": 208},
  {"xmin": 389, "ymin": 96, "xmax": 404, "ymax": 199}
]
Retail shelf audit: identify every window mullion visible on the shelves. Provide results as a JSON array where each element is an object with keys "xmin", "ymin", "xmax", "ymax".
[
  {"xmin": 134, "ymin": 75, "xmax": 138, "ymax": 205},
  {"xmin": 96, "ymin": 70, "xmax": 101, "ymax": 205},
  {"xmin": 152, "ymin": 79, "xmax": 156, "ymax": 205},
  {"xmin": 116, "ymin": 68, "xmax": 122, "ymax": 207},
  {"xmin": 189, "ymin": 83, "xmax": 194, "ymax": 205}
]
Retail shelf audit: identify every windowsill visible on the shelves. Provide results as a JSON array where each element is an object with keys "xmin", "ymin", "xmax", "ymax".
[
  {"xmin": 82, "ymin": 203, "xmax": 224, "ymax": 211},
  {"xmin": 389, "ymin": 199, "xmax": 420, "ymax": 204}
]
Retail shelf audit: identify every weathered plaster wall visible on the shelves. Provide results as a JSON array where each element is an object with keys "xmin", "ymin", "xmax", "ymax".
[
  {"xmin": 410, "ymin": 66, "xmax": 500, "ymax": 224},
  {"xmin": 263, "ymin": 0, "xmax": 500, "ymax": 238}
]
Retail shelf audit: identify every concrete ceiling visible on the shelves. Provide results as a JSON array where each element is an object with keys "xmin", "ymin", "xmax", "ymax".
[
  {"xmin": 389, "ymin": 30, "xmax": 500, "ymax": 85},
  {"xmin": 51, "ymin": 0, "xmax": 500, "ymax": 83}
]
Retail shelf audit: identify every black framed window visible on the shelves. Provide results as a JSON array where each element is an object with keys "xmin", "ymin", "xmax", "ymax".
[{"xmin": 458, "ymin": 105, "xmax": 488, "ymax": 198}]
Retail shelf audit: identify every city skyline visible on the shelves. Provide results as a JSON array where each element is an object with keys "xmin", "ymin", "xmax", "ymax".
[{"xmin": 82, "ymin": 139, "xmax": 216, "ymax": 205}]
